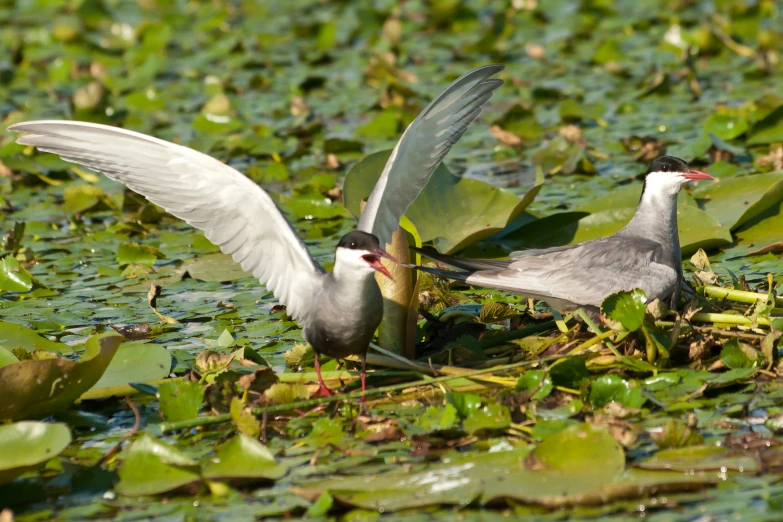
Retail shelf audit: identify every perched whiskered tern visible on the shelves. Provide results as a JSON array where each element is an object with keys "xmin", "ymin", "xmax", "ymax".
[
  {"xmin": 413, "ymin": 156, "xmax": 715, "ymax": 313},
  {"xmin": 9, "ymin": 64, "xmax": 504, "ymax": 397}
]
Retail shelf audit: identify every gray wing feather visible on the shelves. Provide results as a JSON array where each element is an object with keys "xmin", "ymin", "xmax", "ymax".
[
  {"xmin": 357, "ymin": 64, "xmax": 504, "ymax": 246},
  {"xmin": 9, "ymin": 120, "xmax": 325, "ymax": 325},
  {"xmin": 467, "ymin": 237, "xmax": 678, "ymax": 308}
]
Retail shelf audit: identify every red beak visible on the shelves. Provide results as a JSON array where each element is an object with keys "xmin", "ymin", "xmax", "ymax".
[
  {"xmin": 683, "ymin": 169, "xmax": 715, "ymax": 180},
  {"xmin": 363, "ymin": 249, "xmax": 398, "ymax": 281}
]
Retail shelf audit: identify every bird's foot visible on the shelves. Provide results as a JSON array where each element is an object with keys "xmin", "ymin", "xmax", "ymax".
[{"xmin": 310, "ymin": 384, "xmax": 335, "ymax": 399}]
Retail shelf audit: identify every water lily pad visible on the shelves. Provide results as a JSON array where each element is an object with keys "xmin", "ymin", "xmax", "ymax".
[
  {"xmin": 157, "ymin": 379, "xmax": 204, "ymax": 423},
  {"xmin": 516, "ymin": 370, "xmax": 553, "ymax": 400},
  {"xmin": 0, "ymin": 333, "xmax": 122, "ymax": 420},
  {"xmin": 201, "ymin": 433, "xmax": 288, "ymax": 484},
  {"xmin": 602, "ymin": 289, "xmax": 646, "ymax": 332},
  {"xmin": 292, "ymin": 424, "xmax": 711, "ymax": 510},
  {"xmin": 0, "ymin": 345, "xmax": 20, "ymax": 368},
  {"xmin": 720, "ymin": 339, "xmax": 757, "ymax": 369},
  {"xmin": 549, "ymin": 356, "xmax": 589, "ymax": 388},
  {"xmin": 446, "ymin": 392, "xmax": 483, "ymax": 418},
  {"xmin": 87, "ymin": 341, "xmax": 172, "ymax": 392},
  {"xmin": 411, "ymin": 404, "xmax": 458, "ymax": 434},
  {"xmin": 724, "ymin": 202, "xmax": 783, "ymax": 258},
  {"xmin": 637, "ymin": 445, "xmax": 758, "ymax": 473},
  {"xmin": 117, "ymin": 242, "xmax": 164, "ymax": 267},
  {"xmin": 589, "ymin": 374, "xmax": 646, "ymax": 409},
  {"xmin": 462, "ymin": 403, "xmax": 511, "ymax": 434},
  {"xmin": 509, "ymin": 204, "xmax": 731, "ymax": 255},
  {"xmin": 343, "ymin": 151, "xmax": 542, "ymax": 253},
  {"xmin": 691, "ymin": 172, "xmax": 783, "ymax": 230},
  {"xmin": 0, "ymin": 321, "xmax": 73, "ymax": 355},
  {"xmin": 0, "ymin": 421, "xmax": 71, "ymax": 485},
  {"xmin": 183, "ymin": 253, "xmax": 253, "ymax": 282},
  {"xmin": 0, "ymin": 256, "xmax": 33, "ymax": 293},
  {"xmin": 115, "ymin": 434, "xmax": 200, "ymax": 496}
]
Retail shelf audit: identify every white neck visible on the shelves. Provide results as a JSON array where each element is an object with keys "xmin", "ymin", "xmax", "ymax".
[
  {"xmin": 618, "ymin": 170, "xmax": 689, "ymax": 273},
  {"xmin": 332, "ymin": 247, "xmax": 377, "ymax": 282}
]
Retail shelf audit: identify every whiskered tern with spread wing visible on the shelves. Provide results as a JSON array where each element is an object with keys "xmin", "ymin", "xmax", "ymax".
[
  {"xmin": 10, "ymin": 64, "xmax": 504, "ymax": 397},
  {"xmin": 414, "ymin": 156, "xmax": 714, "ymax": 313}
]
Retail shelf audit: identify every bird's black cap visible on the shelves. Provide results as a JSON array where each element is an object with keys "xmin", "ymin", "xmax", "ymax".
[
  {"xmin": 645, "ymin": 156, "xmax": 690, "ymax": 175},
  {"xmin": 337, "ymin": 230, "xmax": 380, "ymax": 251}
]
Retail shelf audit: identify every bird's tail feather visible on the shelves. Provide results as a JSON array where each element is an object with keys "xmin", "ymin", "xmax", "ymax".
[
  {"xmin": 410, "ymin": 264, "xmax": 470, "ymax": 282},
  {"xmin": 410, "ymin": 247, "xmax": 510, "ymax": 272}
]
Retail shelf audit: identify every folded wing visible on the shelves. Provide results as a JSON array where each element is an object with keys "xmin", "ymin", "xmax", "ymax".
[
  {"xmin": 468, "ymin": 237, "xmax": 678, "ymax": 308},
  {"xmin": 10, "ymin": 121, "xmax": 325, "ymax": 325},
  {"xmin": 358, "ymin": 64, "xmax": 504, "ymax": 247}
]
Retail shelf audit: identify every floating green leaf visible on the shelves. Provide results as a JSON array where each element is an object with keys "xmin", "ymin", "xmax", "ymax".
[
  {"xmin": 293, "ymin": 424, "xmax": 711, "ymax": 510},
  {"xmin": 115, "ymin": 435, "xmax": 201, "ymax": 496},
  {"xmin": 0, "ymin": 421, "xmax": 71, "ymax": 485},
  {"xmin": 589, "ymin": 374, "xmax": 646, "ymax": 409},
  {"xmin": 157, "ymin": 379, "xmax": 204, "ymax": 423},
  {"xmin": 463, "ymin": 404, "xmax": 511, "ymax": 434},
  {"xmin": 201, "ymin": 434, "xmax": 288, "ymax": 484},
  {"xmin": 183, "ymin": 253, "xmax": 252, "ymax": 282},
  {"xmin": 720, "ymin": 339, "xmax": 757, "ymax": 369},
  {"xmin": 117, "ymin": 242, "xmax": 164, "ymax": 267},
  {"xmin": 691, "ymin": 172, "xmax": 783, "ymax": 230},
  {"xmin": 0, "ymin": 322, "xmax": 73, "ymax": 355},
  {"xmin": 601, "ymin": 289, "xmax": 647, "ymax": 332},
  {"xmin": 445, "ymin": 392, "xmax": 483, "ymax": 418},
  {"xmin": 0, "ymin": 345, "xmax": 19, "ymax": 368},
  {"xmin": 515, "ymin": 370, "xmax": 553, "ymax": 400},
  {"xmin": 0, "ymin": 256, "xmax": 33, "ymax": 293},
  {"xmin": 412, "ymin": 404, "xmax": 458, "ymax": 434},
  {"xmin": 0, "ymin": 333, "xmax": 122, "ymax": 420},
  {"xmin": 87, "ymin": 342, "xmax": 171, "ymax": 392},
  {"xmin": 343, "ymin": 151, "xmax": 543, "ymax": 254}
]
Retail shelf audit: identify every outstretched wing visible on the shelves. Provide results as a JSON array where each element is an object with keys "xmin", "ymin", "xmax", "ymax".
[
  {"xmin": 10, "ymin": 120, "xmax": 325, "ymax": 325},
  {"xmin": 357, "ymin": 64, "xmax": 504, "ymax": 247}
]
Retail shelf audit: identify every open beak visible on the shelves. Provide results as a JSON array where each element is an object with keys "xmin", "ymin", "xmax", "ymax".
[
  {"xmin": 362, "ymin": 249, "xmax": 398, "ymax": 281},
  {"xmin": 683, "ymin": 169, "xmax": 715, "ymax": 181}
]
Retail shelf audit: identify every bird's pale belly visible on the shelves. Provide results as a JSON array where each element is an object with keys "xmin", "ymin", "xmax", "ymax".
[
  {"xmin": 303, "ymin": 313, "xmax": 381, "ymax": 359},
  {"xmin": 303, "ymin": 287, "xmax": 384, "ymax": 360}
]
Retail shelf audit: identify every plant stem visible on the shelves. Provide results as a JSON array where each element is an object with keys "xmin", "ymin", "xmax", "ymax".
[
  {"xmin": 704, "ymin": 286, "xmax": 783, "ymax": 306},
  {"xmin": 690, "ymin": 312, "xmax": 772, "ymax": 327},
  {"xmin": 478, "ymin": 320, "xmax": 558, "ymax": 348},
  {"xmin": 574, "ymin": 308, "xmax": 621, "ymax": 357},
  {"xmin": 159, "ymin": 355, "xmax": 569, "ymax": 433},
  {"xmin": 567, "ymin": 329, "xmax": 615, "ymax": 355},
  {"xmin": 78, "ymin": 371, "xmax": 413, "ymax": 401}
]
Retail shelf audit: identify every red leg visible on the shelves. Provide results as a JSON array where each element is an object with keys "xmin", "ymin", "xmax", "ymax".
[
  {"xmin": 310, "ymin": 352, "xmax": 332, "ymax": 398},
  {"xmin": 360, "ymin": 353, "xmax": 367, "ymax": 403}
]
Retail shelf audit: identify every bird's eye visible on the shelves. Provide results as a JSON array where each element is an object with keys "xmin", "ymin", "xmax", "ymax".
[
  {"xmin": 661, "ymin": 165, "xmax": 668, "ymax": 172},
  {"xmin": 350, "ymin": 242, "xmax": 356, "ymax": 248}
]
